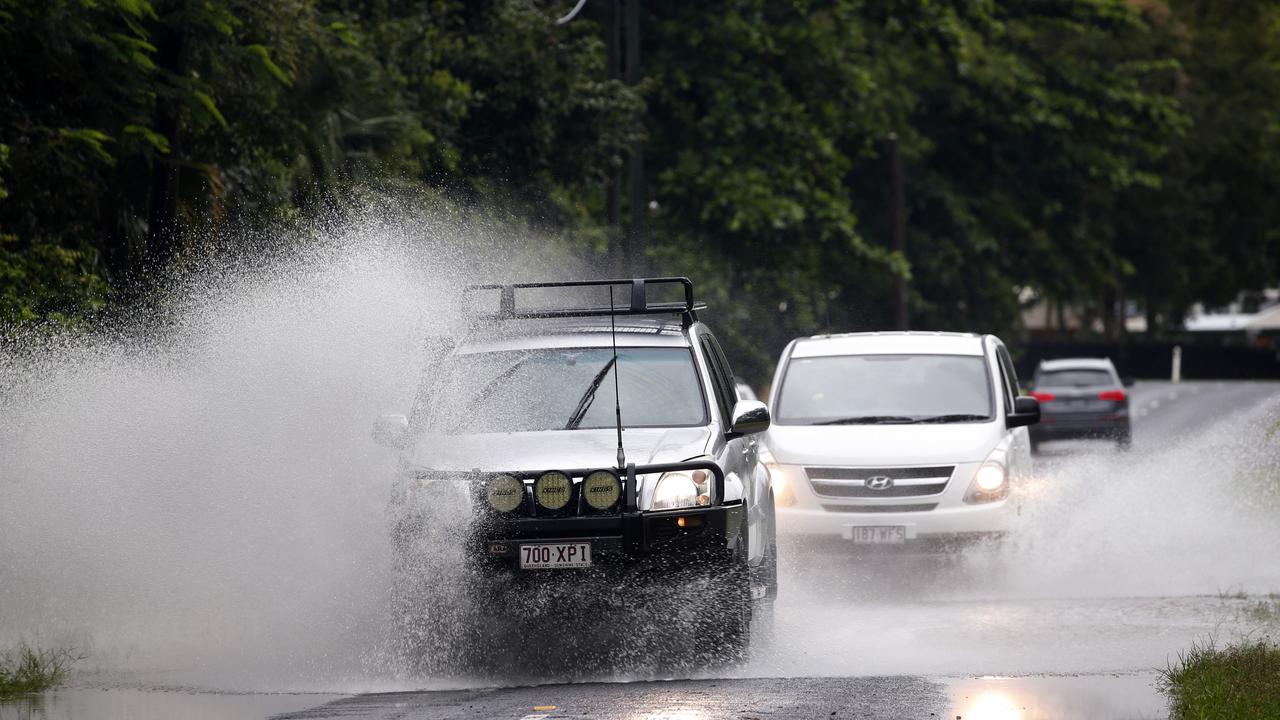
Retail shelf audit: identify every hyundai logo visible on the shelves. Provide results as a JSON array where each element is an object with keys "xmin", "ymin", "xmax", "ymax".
[{"xmin": 865, "ymin": 475, "xmax": 894, "ymax": 490}]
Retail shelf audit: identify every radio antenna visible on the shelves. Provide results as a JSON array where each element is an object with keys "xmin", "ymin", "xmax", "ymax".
[{"xmin": 609, "ymin": 285, "xmax": 626, "ymax": 470}]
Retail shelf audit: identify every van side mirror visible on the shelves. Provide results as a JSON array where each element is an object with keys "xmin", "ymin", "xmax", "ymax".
[
  {"xmin": 728, "ymin": 400, "xmax": 770, "ymax": 437},
  {"xmin": 1007, "ymin": 396, "xmax": 1040, "ymax": 429},
  {"xmin": 372, "ymin": 414, "xmax": 411, "ymax": 448}
]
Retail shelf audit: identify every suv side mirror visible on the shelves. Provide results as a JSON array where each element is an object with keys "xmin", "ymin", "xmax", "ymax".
[
  {"xmin": 1007, "ymin": 396, "xmax": 1040, "ymax": 429},
  {"xmin": 372, "ymin": 414, "xmax": 411, "ymax": 448},
  {"xmin": 728, "ymin": 400, "xmax": 770, "ymax": 436},
  {"xmin": 1121, "ymin": 376, "xmax": 1136, "ymax": 388}
]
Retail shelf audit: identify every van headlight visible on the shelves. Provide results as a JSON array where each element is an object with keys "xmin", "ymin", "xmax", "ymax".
[
  {"xmin": 766, "ymin": 462, "xmax": 797, "ymax": 507},
  {"xmin": 651, "ymin": 470, "xmax": 712, "ymax": 511},
  {"xmin": 964, "ymin": 451, "xmax": 1010, "ymax": 504}
]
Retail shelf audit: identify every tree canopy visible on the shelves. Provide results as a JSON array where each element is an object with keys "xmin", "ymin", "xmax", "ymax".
[{"xmin": 2, "ymin": 0, "xmax": 1277, "ymax": 380}]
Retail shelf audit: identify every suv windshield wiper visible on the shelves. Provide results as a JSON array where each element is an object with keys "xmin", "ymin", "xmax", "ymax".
[
  {"xmin": 812, "ymin": 415, "xmax": 916, "ymax": 425},
  {"xmin": 564, "ymin": 357, "xmax": 618, "ymax": 430},
  {"xmin": 911, "ymin": 413, "xmax": 989, "ymax": 424}
]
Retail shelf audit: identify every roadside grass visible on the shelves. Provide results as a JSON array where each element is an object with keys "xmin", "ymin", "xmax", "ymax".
[
  {"xmin": 1246, "ymin": 595, "xmax": 1280, "ymax": 625},
  {"xmin": 0, "ymin": 644, "xmax": 77, "ymax": 698},
  {"xmin": 1161, "ymin": 639, "xmax": 1280, "ymax": 720}
]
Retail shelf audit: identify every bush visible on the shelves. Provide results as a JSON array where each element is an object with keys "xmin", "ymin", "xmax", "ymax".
[{"xmin": 0, "ymin": 644, "xmax": 77, "ymax": 697}]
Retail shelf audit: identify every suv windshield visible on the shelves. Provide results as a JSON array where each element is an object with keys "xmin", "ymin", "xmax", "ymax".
[
  {"xmin": 427, "ymin": 347, "xmax": 707, "ymax": 434},
  {"xmin": 776, "ymin": 354, "xmax": 993, "ymax": 425},
  {"xmin": 1035, "ymin": 368, "xmax": 1114, "ymax": 387}
]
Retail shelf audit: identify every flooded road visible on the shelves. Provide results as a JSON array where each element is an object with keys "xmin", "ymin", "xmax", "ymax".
[{"xmin": 2, "ymin": 380, "xmax": 1277, "ymax": 719}]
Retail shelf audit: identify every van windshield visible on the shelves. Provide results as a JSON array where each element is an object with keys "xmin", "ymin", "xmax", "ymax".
[
  {"xmin": 775, "ymin": 354, "xmax": 993, "ymax": 425},
  {"xmin": 427, "ymin": 347, "xmax": 707, "ymax": 434}
]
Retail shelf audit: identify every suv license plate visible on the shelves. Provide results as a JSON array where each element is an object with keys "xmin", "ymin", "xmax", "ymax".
[
  {"xmin": 519, "ymin": 542, "xmax": 592, "ymax": 570},
  {"xmin": 850, "ymin": 526, "xmax": 906, "ymax": 545}
]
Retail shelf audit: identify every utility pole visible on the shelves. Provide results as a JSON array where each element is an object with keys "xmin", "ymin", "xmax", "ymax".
[
  {"xmin": 888, "ymin": 132, "xmax": 907, "ymax": 331},
  {"xmin": 605, "ymin": 0, "xmax": 623, "ymax": 274},
  {"xmin": 560, "ymin": 0, "xmax": 644, "ymax": 275},
  {"xmin": 624, "ymin": 0, "xmax": 644, "ymax": 274}
]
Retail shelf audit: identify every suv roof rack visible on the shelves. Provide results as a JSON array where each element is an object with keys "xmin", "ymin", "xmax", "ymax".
[{"xmin": 466, "ymin": 277, "xmax": 703, "ymax": 327}]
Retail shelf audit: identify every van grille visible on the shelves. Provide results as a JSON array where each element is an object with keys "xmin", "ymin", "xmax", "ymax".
[
  {"xmin": 821, "ymin": 503, "xmax": 939, "ymax": 513},
  {"xmin": 806, "ymin": 466, "xmax": 954, "ymax": 499}
]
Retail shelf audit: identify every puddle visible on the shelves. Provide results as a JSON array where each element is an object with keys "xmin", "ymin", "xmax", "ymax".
[
  {"xmin": 945, "ymin": 674, "xmax": 1167, "ymax": 720},
  {"xmin": 0, "ymin": 688, "xmax": 344, "ymax": 720}
]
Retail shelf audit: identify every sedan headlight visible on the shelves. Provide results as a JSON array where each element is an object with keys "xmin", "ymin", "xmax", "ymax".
[
  {"xmin": 964, "ymin": 451, "xmax": 1010, "ymax": 504},
  {"xmin": 651, "ymin": 469, "xmax": 711, "ymax": 511}
]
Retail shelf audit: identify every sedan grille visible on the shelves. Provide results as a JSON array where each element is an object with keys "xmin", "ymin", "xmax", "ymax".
[{"xmin": 805, "ymin": 466, "xmax": 954, "ymax": 498}]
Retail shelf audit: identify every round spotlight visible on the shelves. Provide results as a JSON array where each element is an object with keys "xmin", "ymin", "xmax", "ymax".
[
  {"xmin": 582, "ymin": 470, "xmax": 622, "ymax": 511},
  {"xmin": 534, "ymin": 471, "xmax": 573, "ymax": 511},
  {"xmin": 486, "ymin": 473, "xmax": 524, "ymax": 513}
]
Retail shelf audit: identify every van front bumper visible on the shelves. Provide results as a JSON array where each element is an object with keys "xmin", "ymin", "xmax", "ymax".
[{"xmin": 776, "ymin": 497, "xmax": 1014, "ymax": 541}]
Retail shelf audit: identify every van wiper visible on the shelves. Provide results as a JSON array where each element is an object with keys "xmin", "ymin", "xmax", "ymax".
[
  {"xmin": 812, "ymin": 415, "xmax": 916, "ymax": 425},
  {"xmin": 911, "ymin": 414, "xmax": 989, "ymax": 423},
  {"xmin": 565, "ymin": 357, "xmax": 618, "ymax": 430}
]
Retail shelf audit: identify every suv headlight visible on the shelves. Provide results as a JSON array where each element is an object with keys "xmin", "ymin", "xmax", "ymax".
[
  {"xmin": 964, "ymin": 449, "xmax": 1010, "ymax": 504},
  {"xmin": 651, "ymin": 469, "xmax": 712, "ymax": 511}
]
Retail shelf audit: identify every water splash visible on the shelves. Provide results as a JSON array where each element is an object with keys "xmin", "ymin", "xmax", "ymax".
[{"xmin": 0, "ymin": 204, "xmax": 593, "ymax": 692}]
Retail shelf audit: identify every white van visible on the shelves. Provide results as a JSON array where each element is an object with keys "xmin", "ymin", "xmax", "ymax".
[{"xmin": 764, "ymin": 332, "xmax": 1039, "ymax": 548}]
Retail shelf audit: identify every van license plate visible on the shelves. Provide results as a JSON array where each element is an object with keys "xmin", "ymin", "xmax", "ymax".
[
  {"xmin": 519, "ymin": 542, "xmax": 592, "ymax": 569},
  {"xmin": 849, "ymin": 526, "xmax": 906, "ymax": 544}
]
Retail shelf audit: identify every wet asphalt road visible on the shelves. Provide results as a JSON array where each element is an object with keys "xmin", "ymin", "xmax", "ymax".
[
  {"xmin": 274, "ymin": 676, "xmax": 947, "ymax": 720},
  {"xmin": 260, "ymin": 380, "xmax": 1280, "ymax": 720},
  {"xmin": 2, "ymin": 381, "xmax": 1274, "ymax": 720}
]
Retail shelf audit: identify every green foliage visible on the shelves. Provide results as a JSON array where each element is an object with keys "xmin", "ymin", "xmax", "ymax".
[
  {"xmin": 0, "ymin": 644, "xmax": 77, "ymax": 697},
  {"xmin": 646, "ymin": 0, "xmax": 1189, "ymax": 379},
  {"xmin": 0, "ymin": 0, "xmax": 1276, "ymax": 370},
  {"xmin": 1161, "ymin": 639, "xmax": 1280, "ymax": 719}
]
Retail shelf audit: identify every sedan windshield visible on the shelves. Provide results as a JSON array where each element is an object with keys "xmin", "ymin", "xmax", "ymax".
[
  {"xmin": 775, "ymin": 354, "xmax": 993, "ymax": 425},
  {"xmin": 427, "ymin": 347, "xmax": 707, "ymax": 434}
]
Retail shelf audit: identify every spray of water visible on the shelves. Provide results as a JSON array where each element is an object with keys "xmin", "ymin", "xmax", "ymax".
[
  {"xmin": 4, "ymin": 202, "xmax": 1277, "ymax": 689},
  {"xmin": 0, "ymin": 203, "xmax": 599, "ymax": 692},
  {"xmin": 750, "ymin": 393, "xmax": 1280, "ymax": 678},
  {"xmin": 1002, "ymin": 397, "xmax": 1280, "ymax": 598}
]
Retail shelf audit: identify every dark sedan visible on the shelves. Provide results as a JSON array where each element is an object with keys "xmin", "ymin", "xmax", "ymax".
[{"xmin": 1028, "ymin": 358, "xmax": 1132, "ymax": 451}]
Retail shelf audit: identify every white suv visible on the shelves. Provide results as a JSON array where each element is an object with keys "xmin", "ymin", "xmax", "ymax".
[{"xmin": 764, "ymin": 332, "xmax": 1039, "ymax": 548}]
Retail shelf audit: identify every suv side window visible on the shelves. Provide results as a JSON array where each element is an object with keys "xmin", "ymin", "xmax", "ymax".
[{"xmin": 699, "ymin": 334, "xmax": 737, "ymax": 423}]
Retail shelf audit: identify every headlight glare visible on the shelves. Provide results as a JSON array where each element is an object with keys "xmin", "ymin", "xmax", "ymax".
[
  {"xmin": 766, "ymin": 462, "xmax": 787, "ymax": 491},
  {"xmin": 534, "ymin": 471, "xmax": 572, "ymax": 511},
  {"xmin": 767, "ymin": 462, "xmax": 798, "ymax": 507},
  {"xmin": 964, "ymin": 452, "xmax": 1010, "ymax": 504},
  {"xmin": 582, "ymin": 470, "xmax": 622, "ymax": 510},
  {"xmin": 974, "ymin": 464, "xmax": 1006, "ymax": 491},
  {"xmin": 651, "ymin": 470, "xmax": 710, "ymax": 511},
  {"xmin": 486, "ymin": 473, "xmax": 524, "ymax": 513}
]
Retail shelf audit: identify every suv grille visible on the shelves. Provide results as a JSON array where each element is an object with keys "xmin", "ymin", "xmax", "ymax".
[{"xmin": 806, "ymin": 466, "xmax": 954, "ymax": 499}]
